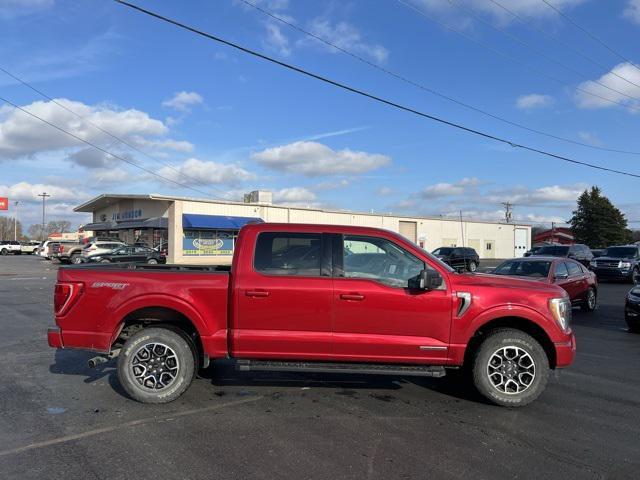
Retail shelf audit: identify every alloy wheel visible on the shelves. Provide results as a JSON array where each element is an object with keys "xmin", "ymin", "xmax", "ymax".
[
  {"xmin": 486, "ymin": 346, "xmax": 536, "ymax": 395},
  {"xmin": 130, "ymin": 342, "xmax": 180, "ymax": 391}
]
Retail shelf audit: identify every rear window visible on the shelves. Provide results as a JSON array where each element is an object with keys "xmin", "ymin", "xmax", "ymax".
[
  {"xmin": 537, "ymin": 246, "xmax": 569, "ymax": 256},
  {"xmin": 254, "ymin": 232, "xmax": 322, "ymax": 276}
]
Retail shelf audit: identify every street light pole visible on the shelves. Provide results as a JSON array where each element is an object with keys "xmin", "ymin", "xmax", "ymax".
[
  {"xmin": 37, "ymin": 193, "xmax": 51, "ymax": 242},
  {"xmin": 14, "ymin": 201, "xmax": 19, "ymax": 241}
]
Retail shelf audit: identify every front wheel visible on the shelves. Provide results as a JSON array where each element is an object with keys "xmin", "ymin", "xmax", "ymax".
[
  {"xmin": 70, "ymin": 254, "xmax": 83, "ymax": 264},
  {"xmin": 631, "ymin": 268, "xmax": 640, "ymax": 285},
  {"xmin": 117, "ymin": 327, "xmax": 196, "ymax": 403},
  {"xmin": 468, "ymin": 261, "xmax": 478, "ymax": 272},
  {"xmin": 581, "ymin": 288, "xmax": 597, "ymax": 312},
  {"xmin": 0, "ymin": 249, "xmax": 7, "ymax": 256},
  {"xmin": 471, "ymin": 329, "xmax": 549, "ymax": 407},
  {"xmin": 147, "ymin": 258, "xmax": 158, "ymax": 265}
]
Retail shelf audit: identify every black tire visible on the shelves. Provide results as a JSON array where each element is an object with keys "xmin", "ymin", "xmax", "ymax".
[
  {"xmin": 468, "ymin": 261, "xmax": 478, "ymax": 272},
  {"xmin": 117, "ymin": 327, "xmax": 196, "ymax": 403},
  {"xmin": 471, "ymin": 328, "xmax": 549, "ymax": 407},
  {"xmin": 147, "ymin": 258, "xmax": 158, "ymax": 265},
  {"xmin": 631, "ymin": 268, "xmax": 639, "ymax": 285},
  {"xmin": 581, "ymin": 288, "xmax": 597, "ymax": 312},
  {"xmin": 100, "ymin": 259, "xmax": 111, "ymax": 263},
  {"xmin": 0, "ymin": 249, "xmax": 7, "ymax": 256},
  {"xmin": 70, "ymin": 254, "xmax": 83, "ymax": 264}
]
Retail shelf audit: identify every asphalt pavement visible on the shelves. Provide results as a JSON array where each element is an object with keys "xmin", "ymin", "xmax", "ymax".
[{"xmin": 0, "ymin": 254, "xmax": 638, "ymax": 480}]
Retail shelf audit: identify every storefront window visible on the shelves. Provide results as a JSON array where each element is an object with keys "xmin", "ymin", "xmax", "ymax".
[{"xmin": 183, "ymin": 230, "xmax": 236, "ymax": 256}]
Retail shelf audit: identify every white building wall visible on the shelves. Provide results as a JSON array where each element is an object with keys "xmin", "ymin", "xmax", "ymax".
[{"xmin": 170, "ymin": 199, "xmax": 530, "ymax": 264}]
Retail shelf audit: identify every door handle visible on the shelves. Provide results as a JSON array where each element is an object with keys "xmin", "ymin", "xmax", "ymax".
[
  {"xmin": 246, "ymin": 290, "xmax": 270, "ymax": 298},
  {"xmin": 340, "ymin": 293, "xmax": 365, "ymax": 301}
]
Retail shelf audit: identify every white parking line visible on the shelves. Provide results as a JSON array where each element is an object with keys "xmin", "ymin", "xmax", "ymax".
[{"xmin": 0, "ymin": 396, "xmax": 262, "ymax": 458}]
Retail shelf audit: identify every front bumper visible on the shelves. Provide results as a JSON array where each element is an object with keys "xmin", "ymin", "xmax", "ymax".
[
  {"xmin": 554, "ymin": 333, "xmax": 576, "ymax": 368},
  {"xmin": 591, "ymin": 267, "xmax": 632, "ymax": 280}
]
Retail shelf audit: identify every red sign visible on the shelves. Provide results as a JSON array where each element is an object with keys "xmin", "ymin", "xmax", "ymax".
[{"xmin": 0, "ymin": 197, "xmax": 8, "ymax": 211}]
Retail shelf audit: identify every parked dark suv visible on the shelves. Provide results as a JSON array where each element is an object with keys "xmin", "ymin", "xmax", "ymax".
[
  {"xmin": 432, "ymin": 247, "xmax": 480, "ymax": 272},
  {"xmin": 589, "ymin": 245, "xmax": 640, "ymax": 283},
  {"xmin": 533, "ymin": 244, "xmax": 593, "ymax": 267}
]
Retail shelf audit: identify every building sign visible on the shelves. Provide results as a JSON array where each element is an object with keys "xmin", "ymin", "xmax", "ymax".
[
  {"xmin": 183, "ymin": 232, "xmax": 234, "ymax": 256},
  {"xmin": 112, "ymin": 209, "xmax": 143, "ymax": 221},
  {"xmin": 0, "ymin": 197, "xmax": 8, "ymax": 210}
]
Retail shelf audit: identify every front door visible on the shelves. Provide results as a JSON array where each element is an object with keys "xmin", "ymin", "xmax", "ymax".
[
  {"xmin": 233, "ymin": 231, "xmax": 333, "ymax": 360},
  {"xmin": 332, "ymin": 234, "xmax": 452, "ymax": 364}
]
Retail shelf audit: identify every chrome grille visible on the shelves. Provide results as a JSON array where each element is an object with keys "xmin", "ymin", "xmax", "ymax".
[{"xmin": 594, "ymin": 260, "xmax": 620, "ymax": 268}]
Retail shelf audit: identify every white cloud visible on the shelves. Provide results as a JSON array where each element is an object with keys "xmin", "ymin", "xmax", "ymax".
[
  {"xmin": 67, "ymin": 148, "xmax": 117, "ymax": 169},
  {"xmin": 273, "ymin": 187, "xmax": 317, "ymax": 203},
  {"xmin": 264, "ymin": 18, "xmax": 293, "ymax": 56},
  {"xmin": 162, "ymin": 91, "xmax": 204, "ymax": 112},
  {"xmin": 131, "ymin": 136, "xmax": 194, "ymax": 152},
  {"xmin": 0, "ymin": 0, "xmax": 53, "ymax": 19},
  {"xmin": 376, "ymin": 186, "xmax": 394, "ymax": 196},
  {"xmin": 157, "ymin": 158, "xmax": 256, "ymax": 185},
  {"xmin": 88, "ymin": 169, "xmax": 130, "ymax": 185},
  {"xmin": 487, "ymin": 184, "xmax": 587, "ymax": 206},
  {"xmin": 577, "ymin": 131, "xmax": 602, "ymax": 146},
  {"xmin": 516, "ymin": 93, "xmax": 554, "ymax": 110},
  {"xmin": 624, "ymin": 0, "xmax": 640, "ymax": 25},
  {"xmin": 302, "ymin": 18, "xmax": 389, "ymax": 63},
  {"xmin": 419, "ymin": 177, "xmax": 480, "ymax": 199},
  {"xmin": 409, "ymin": 0, "xmax": 587, "ymax": 25},
  {"xmin": 574, "ymin": 62, "xmax": 640, "ymax": 111},
  {"xmin": 252, "ymin": 141, "xmax": 391, "ymax": 176},
  {"xmin": 0, "ymin": 181, "xmax": 85, "ymax": 203},
  {"xmin": 0, "ymin": 99, "xmax": 168, "ymax": 160}
]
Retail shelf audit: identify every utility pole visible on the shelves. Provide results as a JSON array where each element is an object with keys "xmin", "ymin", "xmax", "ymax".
[
  {"xmin": 459, "ymin": 210, "xmax": 465, "ymax": 247},
  {"xmin": 502, "ymin": 202, "xmax": 513, "ymax": 223},
  {"xmin": 38, "ymin": 193, "xmax": 51, "ymax": 242},
  {"xmin": 14, "ymin": 201, "xmax": 19, "ymax": 241}
]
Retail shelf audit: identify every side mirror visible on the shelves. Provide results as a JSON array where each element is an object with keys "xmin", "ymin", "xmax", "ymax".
[{"xmin": 410, "ymin": 269, "xmax": 443, "ymax": 290}]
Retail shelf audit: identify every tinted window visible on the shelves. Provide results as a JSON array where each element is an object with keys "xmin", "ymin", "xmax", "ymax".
[
  {"xmin": 254, "ymin": 232, "xmax": 321, "ymax": 276},
  {"xmin": 134, "ymin": 247, "xmax": 152, "ymax": 253},
  {"xmin": 555, "ymin": 262, "xmax": 569, "ymax": 277},
  {"xmin": 432, "ymin": 248, "xmax": 453, "ymax": 255},
  {"xmin": 343, "ymin": 235, "xmax": 425, "ymax": 288},
  {"xmin": 603, "ymin": 247, "xmax": 638, "ymax": 258},
  {"xmin": 537, "ymin": 246, "xmax": 570, "ymax": 256},
  {"xmin": 566, "ymin": 262, "xmax": 582, "ymax": 277},
  {"xmin": 494, "ymin": 260, "xmax": 551, "ymax": 278}
]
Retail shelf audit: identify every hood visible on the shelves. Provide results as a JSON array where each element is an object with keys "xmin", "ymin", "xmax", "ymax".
[
  {"xmin": 452, "ymin": 272, "xmax": 561, "ymax": 294},
  {"xmin": 595, "ymin": 256, "xmax": 631, "ymax": 261}
]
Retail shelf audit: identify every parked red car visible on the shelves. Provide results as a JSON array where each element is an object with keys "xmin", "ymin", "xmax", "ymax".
[
  {"xmin": 48, "ymin": 223, "xmax": 576, "ymax": 407},
  {"xmin": 493, "ymin": 257, "xmax": 597, "ymax": 311}
]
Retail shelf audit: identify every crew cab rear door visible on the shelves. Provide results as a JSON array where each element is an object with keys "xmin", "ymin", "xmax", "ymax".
[
  {"xmin": 332, "ymin": 234, "xmax": 452, "ymax": 363},
  {"xmin": 232, "ymin": 231, "xmax": 333, "ymax": 360}
]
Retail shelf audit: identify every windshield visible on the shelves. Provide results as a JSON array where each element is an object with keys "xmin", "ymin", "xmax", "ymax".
[
  {"xmin": 603, "ymin": 247, "xmax": 637, "ymax": 258},
  {"xmin": 494, "ymin": 260, "xmax": 552, "ymax": 278},
  {"xmin": 432, "ymin": 247, "xmax": 453, "ymax": 255},
  {"xmin": 536, "ymin": 246, "xmax": 569, "ymax": 256}
]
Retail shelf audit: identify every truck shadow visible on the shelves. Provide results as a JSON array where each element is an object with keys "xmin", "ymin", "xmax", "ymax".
[{"xmin": 49, "ymin": 349, "xmax": 115, "ymax": 384}]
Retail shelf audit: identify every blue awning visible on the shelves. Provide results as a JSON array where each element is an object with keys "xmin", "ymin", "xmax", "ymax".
[{"xmin": 182, "ymin": 214, "xmax": 263, "ymax": 230}]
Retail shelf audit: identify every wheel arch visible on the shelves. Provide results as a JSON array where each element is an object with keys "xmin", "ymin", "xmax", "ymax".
[{"xmin": 464, "ymin": 316, "xmax": 557, "ymax": 369}]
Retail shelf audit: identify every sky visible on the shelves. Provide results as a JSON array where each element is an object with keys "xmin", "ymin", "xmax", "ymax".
[{"xmin": 1, "ymin": 0, "xmax": 640, "ymax": 230}]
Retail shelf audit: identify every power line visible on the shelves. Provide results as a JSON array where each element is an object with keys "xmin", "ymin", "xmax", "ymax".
[
  {"xmin": 0, "ymin": 95, "xmax": 226, "ymax": 198},
  {"xmin": 0, "ymin": 66, "xmax": 235, "ymax": 201},
  {"xmin": 114, "ymin": 0, "xmax": 640, "ymax": 179},
  {"xmin": 447, "ymin": 0, "xmax": 640, "ymax": 104},
  {"xmin": 488, "ymin": 0, "xmax": 640, "ymax": 91},
  {"xmin": 541, "ymin": 0, "xmax": 640, "ymax": 74},
  {"xmin": 395, "ymin": 0, "xmax": 640, "ymax": 113},
  {"xmin": 240, "ymin": 0, "xmax": 640, "ymax": 157}
]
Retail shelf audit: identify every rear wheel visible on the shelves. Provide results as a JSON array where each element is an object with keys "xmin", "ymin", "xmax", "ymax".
[
  {"xmin": 117, "ymin": 327, "xmax": 196, "ymax": 403},
  {"xmin": 147, "ymin": 258, "xmax": 158, "ymax": 265},
  {"xmin": 468, "ymin": 261, "xmax": 478, "ymax": 272},
  {"xmin": 70, "ymin": 254, "xmax": 83, "ymax": 264},
  {"xmin": 100, "ymin": 259, "xmax": 110, "ymax": 263},
  {"xmin": 581, "ymin": 288, "xmax": 597, "ymax": 312},
  {"xmin": 471, "ymin": 329, "xmax": 549, "ymax": 407}
]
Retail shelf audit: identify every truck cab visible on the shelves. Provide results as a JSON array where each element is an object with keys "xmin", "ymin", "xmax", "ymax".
[{"xmin": 49, "ymin": 223, "xmax": 576, "ymax": 407}]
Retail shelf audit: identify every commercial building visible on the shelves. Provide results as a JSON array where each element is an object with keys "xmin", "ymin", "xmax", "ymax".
[{"xmin": 75, "ymin": 191, "xmax": 531, "ymax": 264}]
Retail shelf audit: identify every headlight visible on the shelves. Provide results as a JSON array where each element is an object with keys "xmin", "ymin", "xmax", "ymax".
[
  {"xmin": 549, "ymin": 297, "xmax": 572, "ymax": 333},
  {"xmin": 629, "ymin": 287, "xmax": 640, "ymax": 299},
  {"xmin": 620, "ymin": 262, "xmax": 632, "ymax": 269}
]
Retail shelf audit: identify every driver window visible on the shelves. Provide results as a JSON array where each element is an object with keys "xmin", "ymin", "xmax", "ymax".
[
  {"xmin": 343, "ymin": 235, "xmax": 426, "ymax": 288},
  {"xmin": 555, "ymin": 262, "xmax": 569, "ymax": 277}
]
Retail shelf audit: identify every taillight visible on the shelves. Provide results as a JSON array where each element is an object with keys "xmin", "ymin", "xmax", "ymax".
[{"xmin": 54, "ymin": 282, "xmax": 83, "ymax": 315}]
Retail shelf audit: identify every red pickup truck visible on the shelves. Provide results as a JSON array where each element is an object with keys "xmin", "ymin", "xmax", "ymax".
[{"xmin": 48, "ymin": 223, "xmax": 575, "ymax": 406}]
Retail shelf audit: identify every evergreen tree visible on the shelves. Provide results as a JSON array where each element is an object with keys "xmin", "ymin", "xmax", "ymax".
[{"xmin": 569, "ymin": 187, "xmax": 632, "ymax": 248}]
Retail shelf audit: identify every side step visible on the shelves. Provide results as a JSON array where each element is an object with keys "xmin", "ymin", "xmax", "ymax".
[{"xmin": 235, "ymin": 359, "xmax": 446, "ymax": 378}]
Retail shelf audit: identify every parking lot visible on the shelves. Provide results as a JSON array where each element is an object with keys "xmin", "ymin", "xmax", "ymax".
[{"xmin": 0, "ymin": 254, "xmax": 638, "ymax": 480}]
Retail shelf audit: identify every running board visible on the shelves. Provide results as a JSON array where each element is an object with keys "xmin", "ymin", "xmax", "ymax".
[{"xmin": 234, "ymin": 359, "xmax": 446, "ymax": 378}]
